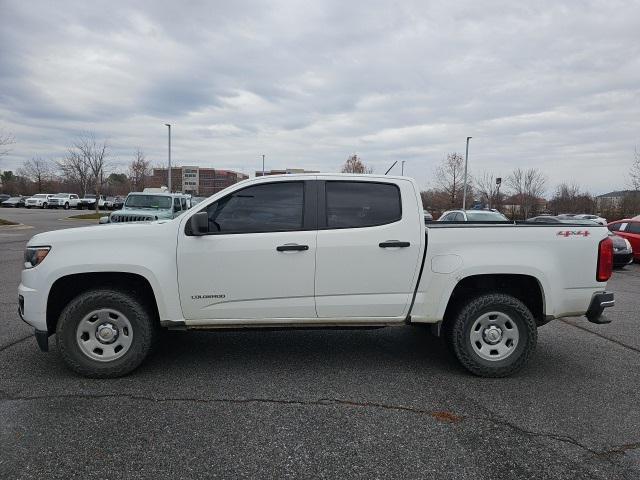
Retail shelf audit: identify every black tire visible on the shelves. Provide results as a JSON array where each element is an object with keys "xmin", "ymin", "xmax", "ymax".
[
  {"xmin": 448, "ymin": 293, "xmax": 537, "ymax": 378},
  {"xmin": 64, "ymin": 202, "xmax": 69, "ymax": 210},
  {"xmin": 42, "ymin": 202, "xmax": 47, "ymax": 209},
  {"xmin": 56, "ymin": 289, "xmax": 157, "ymax": 378}
]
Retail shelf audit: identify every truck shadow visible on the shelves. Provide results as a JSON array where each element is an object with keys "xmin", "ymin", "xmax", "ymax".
[{"xmin": 146, "ymin": 326, "xmax": 461, "ymax": 376}]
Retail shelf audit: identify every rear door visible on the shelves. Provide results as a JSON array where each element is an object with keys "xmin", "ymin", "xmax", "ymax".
[{"xmin": 314, "ymin": 178, "xmax": 423, "ymax": 319}]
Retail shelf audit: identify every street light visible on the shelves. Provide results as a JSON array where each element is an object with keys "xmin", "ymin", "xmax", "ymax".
[
  {"xmin": 164, "ymin": 123, "xmax": 172, "ymax": 192},
  {"xmin": 462, "ymin": 136, "xmax": 472, "ymax": 210},
  {"xmin": 262, "ymin": 154, "xmax": 265, "ymax": 176},
  {"xmin": 401, "ymin": 160, "xmax": 405, "ymax": 175}
]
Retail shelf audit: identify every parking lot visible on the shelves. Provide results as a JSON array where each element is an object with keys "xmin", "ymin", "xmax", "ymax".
[{"xmin": 1, "ymin": 208, "xmax": 639, "ymax": 479}]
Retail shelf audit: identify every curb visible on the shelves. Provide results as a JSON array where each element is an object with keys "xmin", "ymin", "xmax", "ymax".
[{"xmin": 0, "ymin": 223, "xmax": 33, "ymax": 230}]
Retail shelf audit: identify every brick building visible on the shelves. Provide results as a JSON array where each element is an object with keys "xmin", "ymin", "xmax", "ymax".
[{"xmin": 150, "ymin": 167, "xmax": 248, "ymax": 196}]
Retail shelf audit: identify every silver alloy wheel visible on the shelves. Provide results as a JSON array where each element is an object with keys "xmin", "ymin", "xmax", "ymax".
[
  {"xmin": 76, "ymin": 308, "xmax": 133, "ymax": 362},
  {"xmin": 470, "ymin": 311, "xmax": 519, "ymax": 361}
]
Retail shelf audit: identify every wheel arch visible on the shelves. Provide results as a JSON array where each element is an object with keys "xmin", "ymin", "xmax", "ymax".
[
  {"xmin": 442, "ymin": 273, "xmax": 547, "ymax": 331},
  {"xmin": 46, "ymin": 272, "xmax": 160, "ymax": 334}
]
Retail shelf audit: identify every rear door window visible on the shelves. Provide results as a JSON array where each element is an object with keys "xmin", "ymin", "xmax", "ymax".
[
  {"xmin": 627, "ymin": 222, "xmax": 640, "ymax": 234},
  {"xmin": 325, "ymin": 182, "xmax": 401, "ymax": 229}
]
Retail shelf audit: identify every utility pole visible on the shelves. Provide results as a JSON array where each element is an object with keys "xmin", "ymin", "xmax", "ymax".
[
  {"xmin": 401, "ymin": 160, "xmax": 405, "ymax": 175},
  {"xmin": 262, "ymin": 154, "xmax": 265, "ymax": 176},
  {"xmin": 462, "ymin": 136, "xmax": 472, "ymax": 210},
  {"xmin": 165, "ymin": 123, "xmax": 172, "ymax": 192}
]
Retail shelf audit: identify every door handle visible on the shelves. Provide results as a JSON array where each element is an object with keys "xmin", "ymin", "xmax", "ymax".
[
  {"xmin": 276, "ymin": 244, "xmax": 309, "ymax": 252},
  {"xmin": 379, "ymin": 241, "xmax": 410, "ymax": 248}
]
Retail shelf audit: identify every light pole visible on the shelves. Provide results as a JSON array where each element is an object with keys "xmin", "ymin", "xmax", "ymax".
[
  {"xmin": 401, "ymin": 160, "xmax": 405, "ymax": 175},
  {"xmin": 164, "ymin": 123, "xmax": 172, "ymax": 192},
  {"xmin": 262, "ymin": 154, "xmax": 265, "ymax": 176},
  {"xmin": 462, "ymin": 136, "xmax": 472, "ymax": 210}
]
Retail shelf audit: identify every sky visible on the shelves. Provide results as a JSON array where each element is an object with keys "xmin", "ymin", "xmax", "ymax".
[{"xmin": 0, "ymin": 0, "xmax": 639, "ymax": 195}]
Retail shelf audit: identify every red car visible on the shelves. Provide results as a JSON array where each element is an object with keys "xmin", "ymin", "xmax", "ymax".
[{"xmin": 608, "ymin": 218, "xmax": 640, "ymax": 261}]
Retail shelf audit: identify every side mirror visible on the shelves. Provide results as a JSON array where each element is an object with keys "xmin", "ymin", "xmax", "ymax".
[
  {"xmin": 190, "ymin": 212, "xmax": 209, "ymax": 235},
  {"xmin": 99, "ymin": 216, "xmax": 110, "ymax": 224}
]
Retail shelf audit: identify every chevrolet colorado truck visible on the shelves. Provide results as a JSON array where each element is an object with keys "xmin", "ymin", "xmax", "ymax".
[{"xmin": 18, "ymin": 174, "xmax": 615, "ymax": 378}]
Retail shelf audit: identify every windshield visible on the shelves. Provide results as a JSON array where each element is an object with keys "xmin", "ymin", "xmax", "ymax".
[
  {"xmin": 34, "ymin": 194, "xmax": 48, "ymax": 199},
  {"xmin": 125, "ymin": 195, "xmax": 172, "ymax": 209},
  {"xmin": 465, "ymin": 211, "xmax": 509, "ymax": 221},
  {"xmin": 84, "ymin": 194, "xmax": 96, "ymax": 199}
]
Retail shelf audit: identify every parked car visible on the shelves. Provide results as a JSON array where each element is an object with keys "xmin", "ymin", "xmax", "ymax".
[
  {"xmin": 423, "ymin": 210, "xmax": 433, "ymax": 223},
  {"xmin": 20, "ymin": 174, "xmax": 615, "ymax": 379},
  {"xmin": 609, "ymin": 232, "xmax": 633, "ymax": 267},
  {"xmin": 608, "ymin": 219, "xmax": 640, "ymax": 261},
  {"xmin": 438, "ymin": 209, "xmax": 509, "ymax": 222},
  {"xmin": 48, "ymin": 193, "xmax": 80, "ymax": 210},
  {"xmin": 25, "ymin": 194, "xmax": 55, "ymax": 209},
  {"xmin": 526, "ymin": 216, "xmax": 599, "ymax": 225},
  {"xmin": 103, "ymin": 197, "xmax": 114, "ymax": 210},
  {"xmin": 0, "ymin": 194, "xmax": 10, "ymax": 204},
  {"xmin": 102, "ymin": 191, "xmax": 192, "ymax": 223},
  {"xmin": 2, "ymin": 196, "xmax": 26, "ymax": 208},
  {"xmin": 574, "ymin": 214, "xmax": 607, "ymax": 225},
  {"xmin": 78, "ymin": 194, "xmax": 107, "ymax": 210},
  {"xmin": 111, "ymin": 196, "xmax": 125, "ymax": 210}
]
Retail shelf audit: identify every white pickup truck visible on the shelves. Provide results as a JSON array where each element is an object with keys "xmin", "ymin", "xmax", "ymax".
[{"xmin": 18, "ymin": 174, "xmax": 615, "ymax": 378}]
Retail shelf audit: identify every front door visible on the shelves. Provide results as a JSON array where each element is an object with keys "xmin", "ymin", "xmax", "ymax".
[
  {"xmin": 314, "ymin": 179, "xmax": 423, "ymax": 319},
  {"xmin": 177, "ymin": 180, "xmax": 317, "ymax": 322}
]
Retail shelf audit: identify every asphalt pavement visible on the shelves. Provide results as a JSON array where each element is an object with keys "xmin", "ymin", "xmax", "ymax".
[{"xmin": 1, "ymin": 208, "xmax": 639, "ymax": 479}]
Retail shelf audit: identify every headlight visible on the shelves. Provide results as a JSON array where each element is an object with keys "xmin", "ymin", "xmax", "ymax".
[
  {"xmin": 24, "ymin": 246, "xmax": 51, "ymax": 269},
  {"xmin": 625, "ymin": 239, "xmax": 632, "ymax": 251}
]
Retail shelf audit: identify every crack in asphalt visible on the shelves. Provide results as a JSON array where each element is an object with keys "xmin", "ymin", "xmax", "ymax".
[
  {"xmin": 561, "ymin": 320, "xmax": 640, "ymax": 354},
  {"xmin": 596, "ymin": 442, "xmax": 640, "ymax": 458},
  {"xmin": 0, "ymin": 335, "xmax": 31, "ymax": 352},
  {"xmin": 1, "ymin": 390, "xmax": 637, "ymax": 462}
]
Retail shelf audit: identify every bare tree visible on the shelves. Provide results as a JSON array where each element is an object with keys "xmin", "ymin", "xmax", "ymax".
[
  {"xmin": 18, "ymin": 157, "xmax": 53, "ymax": 193},
  {"xmin": 62, "ymin": 134, "xmax": 109, "ymax": 212},
  {"xmin": 547, "ymin": 183, "xmax": 595, "ymax": 215},
  {"xmin": 433, "ymin": 153, "xmax": 471, "ymax": 208},
  {"xmin": 341, "ymin": 154, "xmax": 373, "ymax": 174},
  {"xmin": 0, "ymin": 130, "xmax": 15, "ymax": 158},
  {"xmin": 128, "ymin": 149, "xmax": 151, "ymax": 191},
  {"xmin": 506, "ymin": 168, "xmax": 547, "ymax": 219},
  {"xmin": 630, "ymin": 147, "xmax": 640, "ymax": 191},
  {"xmin": 58, "ymin": 148, "xmax": 92, "ymax": 197},
  {"xmin": 475, "ymin": 171, "xmax": 503, "ymax": 209}
]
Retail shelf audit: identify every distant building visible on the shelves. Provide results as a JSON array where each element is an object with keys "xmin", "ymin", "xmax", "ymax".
[
  {"xmin": 149, "ymin": 166, "xmax": 248, "ymax": 196},
  {"xmin": 596, "ymin": 190, "xmax": 634, "ymax": 210},
  {"xmin": 255, "ymin": 168, "xmax": 320, "ymax": 177}
]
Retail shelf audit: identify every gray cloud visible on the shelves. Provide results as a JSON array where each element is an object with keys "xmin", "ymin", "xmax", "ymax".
[{"xmin": 1, "ymin": 0, "xmax": 639, "ymax": 193}]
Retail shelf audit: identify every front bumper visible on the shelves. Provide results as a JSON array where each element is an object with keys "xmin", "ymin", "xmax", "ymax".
[
  {"xmin": 585, "ymin": 292, "xmax": 614, "ymax": 324},
  {"xmin": 18, "ymin": 291, "xmax": 50, "ymax": 352}
]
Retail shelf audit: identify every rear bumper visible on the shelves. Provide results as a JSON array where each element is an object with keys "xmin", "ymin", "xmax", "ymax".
[{"xmin": 585, "ymin": 292, "xmax": 614, "ymax": 324}]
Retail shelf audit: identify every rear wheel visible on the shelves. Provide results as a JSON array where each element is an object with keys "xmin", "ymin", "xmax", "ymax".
[
  {"xmin": 64, "ymin": 202, "xmax": 69, "ymax": 210},
  {"xmin": 42, "ymin": 202, "xmax": 47, "ymax": 209},
  {"xmin": 56, "ymin": 289, "xmax": 157, "ymax": 378},
  {"xmin": 448, "ymin": 293, "xmax": 537, "ymax": 377}
]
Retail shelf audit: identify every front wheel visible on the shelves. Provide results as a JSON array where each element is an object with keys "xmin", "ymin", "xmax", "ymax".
[
  {"xmin": 448, "ymin": 293, "xmax": 537, "ymax": 377},
  {"xmin": 64, "ymin": 202, "xmax": 69, "ymax": 210},
  {"xmin": 42, "ymin": 202, "xmax": 47, "ymax": 209},
  {"xmin": 56, "ymin": 289, "xmax": 157, "ymax": 378}
]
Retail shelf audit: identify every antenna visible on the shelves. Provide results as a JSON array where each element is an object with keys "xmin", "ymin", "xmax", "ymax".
[{"xmin": 384, "ymin": 161, "xmax": 398, "ymax": 175}]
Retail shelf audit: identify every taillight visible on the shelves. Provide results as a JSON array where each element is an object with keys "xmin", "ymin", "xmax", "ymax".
[{"xmin": 596, "ymin": 237, "xmax": 613, "ymax": 282}]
